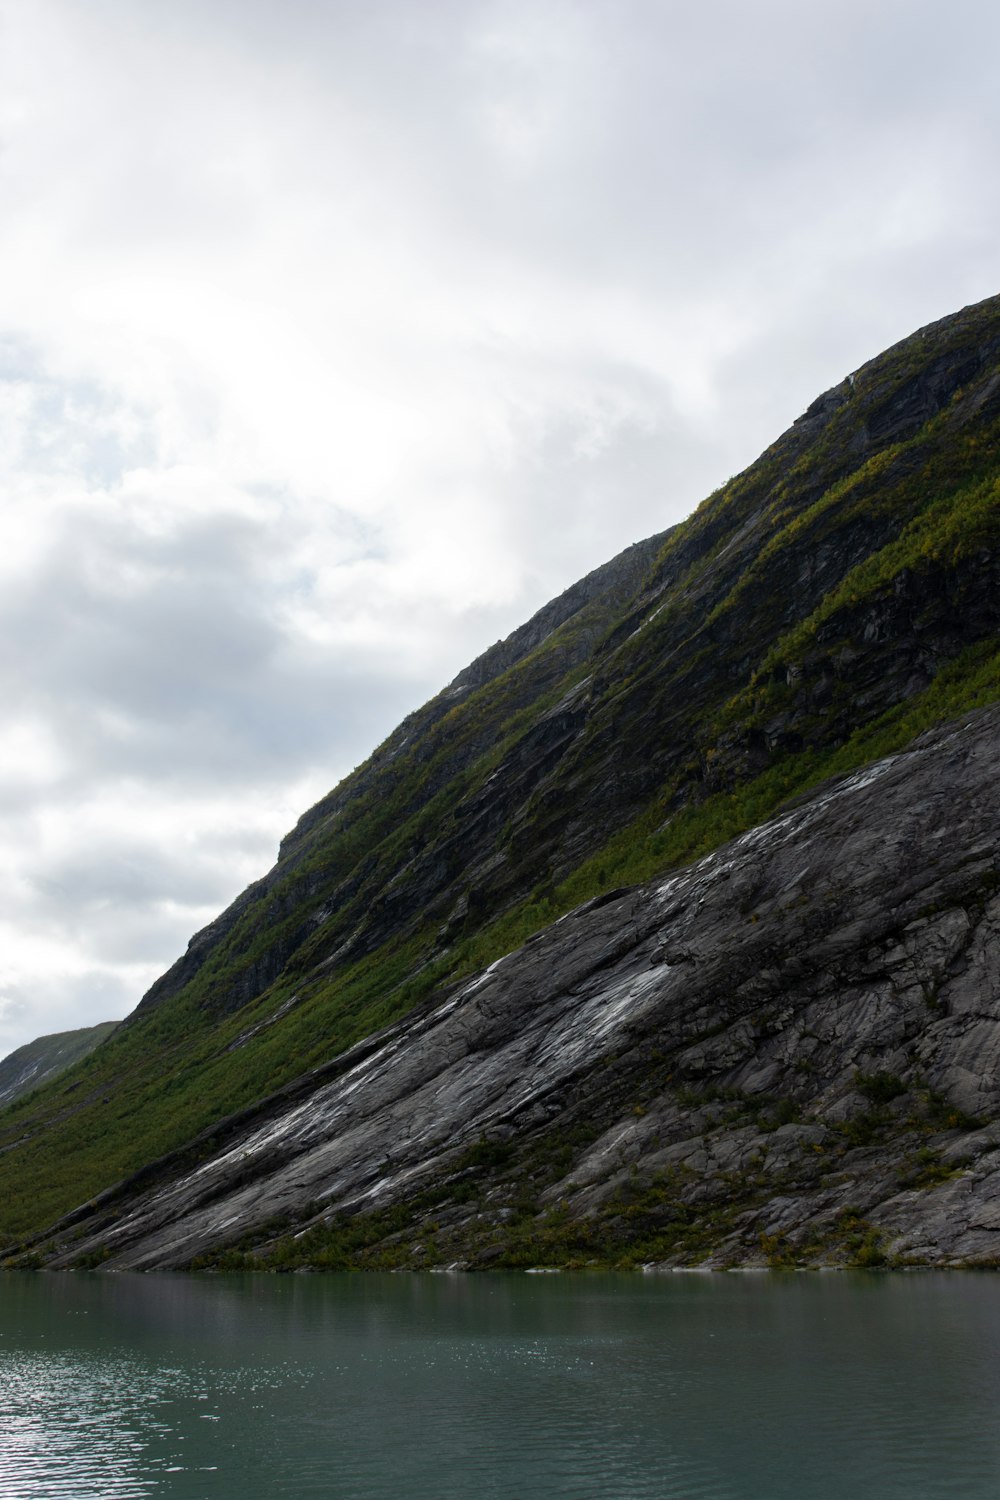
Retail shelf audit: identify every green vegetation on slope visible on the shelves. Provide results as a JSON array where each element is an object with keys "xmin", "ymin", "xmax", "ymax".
[
  {"xmin": 0, "ymin": 1022, "xmax": 119, "ymax": 1110},
  {"xmin": 2, "ymin": 294, "xmax": 1000, "ymax": 1250}
]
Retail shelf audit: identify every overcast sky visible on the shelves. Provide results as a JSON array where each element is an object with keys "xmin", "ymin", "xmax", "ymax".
[{"xmin": 0, "ymin": 0, "xmax": 997, "ymax": 1059}]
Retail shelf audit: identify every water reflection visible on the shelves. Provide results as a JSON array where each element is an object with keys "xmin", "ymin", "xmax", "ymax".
[{"xmin": 1, "ymin": 1272, "xmax": 1000, "ymax": 1498}]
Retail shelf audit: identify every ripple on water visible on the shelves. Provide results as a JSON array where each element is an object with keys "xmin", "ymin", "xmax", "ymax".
[{"xmin": 3, "ymin": 1272, "xmax": 1000, "ymax": 1499}]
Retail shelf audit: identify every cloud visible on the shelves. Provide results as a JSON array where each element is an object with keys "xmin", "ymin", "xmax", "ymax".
[{"xmin": 0, "ymin": 0, "xmax": 998, "ymax": 1055}]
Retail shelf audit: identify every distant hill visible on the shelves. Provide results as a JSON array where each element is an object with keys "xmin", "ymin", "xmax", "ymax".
[
  {"xmin": 0, "ymin": 1023, "xmax": 118, "ymax": 1109},
  {"xmin": 3, "ymin": 293, "xmax": 1000, "ymax": 1270}
]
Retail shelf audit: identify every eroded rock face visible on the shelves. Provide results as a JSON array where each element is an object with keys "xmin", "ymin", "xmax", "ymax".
[{"xmin": 32, "ymin": 705, "xmax": 1000, "ymax": 1271}]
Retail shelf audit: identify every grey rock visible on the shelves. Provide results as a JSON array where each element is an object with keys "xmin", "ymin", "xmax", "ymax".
[{"xmin": 24, "ymin": 704, "xmax": 1000, "ymax": 1271}]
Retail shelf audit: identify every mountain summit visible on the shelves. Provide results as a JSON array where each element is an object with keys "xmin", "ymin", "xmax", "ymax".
[{"xmin": 4, "ymin": 294, "xmax": 1000, "ymax": 1271}]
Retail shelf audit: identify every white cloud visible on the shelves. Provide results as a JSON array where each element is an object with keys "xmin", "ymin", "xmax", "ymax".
[{"xmin": 0, "ymin": 0, "xmax": 998, "ymax": 1055}]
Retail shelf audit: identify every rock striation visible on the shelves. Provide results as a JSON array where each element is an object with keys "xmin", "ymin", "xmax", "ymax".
[{"xmin": 25, "ymin": 705, "xmax": 1000, "ymax": 1271}]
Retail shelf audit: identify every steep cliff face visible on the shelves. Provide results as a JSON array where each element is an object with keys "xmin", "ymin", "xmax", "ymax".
[{"xmin": 2, "ymin": 294, "xmax": 1000, "ymax": 1266}]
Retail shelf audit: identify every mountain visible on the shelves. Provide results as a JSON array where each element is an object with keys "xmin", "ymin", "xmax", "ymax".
[
  {"xmin": 0, "ymin": 1023, "xmax": 118, "ymax": 1110},
  {"xmin": 3, "ymin": 293, "xmax": 1000, "ymax": 1271}
]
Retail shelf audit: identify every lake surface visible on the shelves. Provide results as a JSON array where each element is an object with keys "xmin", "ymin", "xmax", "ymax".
[{"xmin": 1, "ymin": 1270, "xmax": 999, "ymax": 1498}]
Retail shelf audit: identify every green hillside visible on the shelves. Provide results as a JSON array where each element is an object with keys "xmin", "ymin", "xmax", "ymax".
[
  {"xmin": 2, "ymin": 293, "xmax": 1000, "ymax": 1252},
  {"xmin": 0, "ymin": 1023, "xmax": 119, "ymax": 1109}
]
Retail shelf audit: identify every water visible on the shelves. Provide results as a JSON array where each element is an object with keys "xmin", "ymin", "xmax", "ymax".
[{"xmin": 1, "ymin": 1271, "xmax": 999, "ymax": 1499}]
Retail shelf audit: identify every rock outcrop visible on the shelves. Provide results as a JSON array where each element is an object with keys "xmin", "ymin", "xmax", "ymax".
[{"xmin": 25, "ymin": 705, "xmax": 1000, "ymax": 1271}]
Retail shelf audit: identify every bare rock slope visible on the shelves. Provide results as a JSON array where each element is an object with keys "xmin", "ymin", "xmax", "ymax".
[{"xmin": 32, "ymin": 704, "xmax": 1000, "ymax": 1271}]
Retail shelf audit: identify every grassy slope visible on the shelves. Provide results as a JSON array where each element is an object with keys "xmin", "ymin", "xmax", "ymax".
[{"xmin": 2, "ymin": 295, "xmax": 1000, "ymax": 1249}]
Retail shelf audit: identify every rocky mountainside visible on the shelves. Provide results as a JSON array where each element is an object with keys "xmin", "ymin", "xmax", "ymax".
[
  {"xmin": 21, "ymin": 708, "xmax": 1000, "ymax": 1271},
  {"xmin": 3, "ymin": 293, "xmax": 1000, "ymax": 1270},
  {"xmin": 0, "ymin": 1023, "xmax": 118, "ymax": 1110}
]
